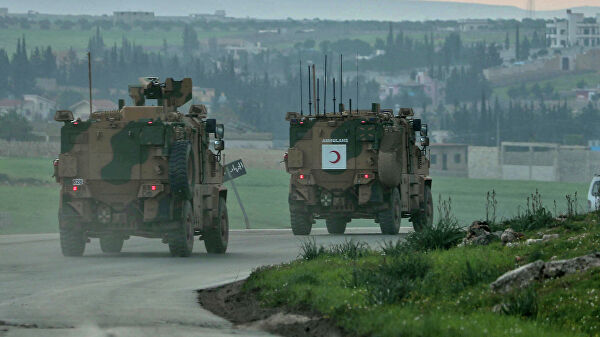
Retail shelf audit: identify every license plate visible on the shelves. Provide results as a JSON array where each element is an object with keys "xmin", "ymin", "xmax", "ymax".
[{"xmin": 72, "ymin": 178, "xmax": 84, "ymax": 186}]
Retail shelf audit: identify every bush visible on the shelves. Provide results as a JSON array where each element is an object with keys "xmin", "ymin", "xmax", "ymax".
[
  {"xmin": 298, "ymin": 237, "xmax": 325, "ymax": 260},
  {"xmin": 405, "ymin": 195, "xmax": 464, "ymax": 251},
  {"xmin": 501, "ymin": 287, "xmax": 539, "ymax": 318},
  {"xmin": 346, "ymin": 252, "xmax": 431, "ymax": 305},
  {"xmin": 328, "ymin": 240, "xmax": 371, "ymax": 259},
  {"xmin": 502, "ymin": 190, "xmax": 554, "ymax": 232}
]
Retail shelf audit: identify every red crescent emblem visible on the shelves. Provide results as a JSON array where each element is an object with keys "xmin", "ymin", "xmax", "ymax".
[{"xmin": 330, "ymin": 150, "xmax": 341, "ymax": 164}]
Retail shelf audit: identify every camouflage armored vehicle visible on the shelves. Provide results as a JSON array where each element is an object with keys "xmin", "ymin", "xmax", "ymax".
[
  {"xmin": 53, "ymin": 77, "xmax": 229, "ymax": 257},
  {"xmin": 284, "ymin": 104, "xmax": 432, "ymax": 235}
]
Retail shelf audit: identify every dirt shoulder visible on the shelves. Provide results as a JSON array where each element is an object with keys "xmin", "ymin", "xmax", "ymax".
[{"xmin": 197, "ymin": 280, "xmax": 345, "ymax": 337}]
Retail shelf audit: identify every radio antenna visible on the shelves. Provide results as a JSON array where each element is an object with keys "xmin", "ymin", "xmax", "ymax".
[
  {"xmin": 355, "ymin": 53, "xmax": 359, "ymax": 113},
  {"xmin": 299, "ymin": 60, "xmax": 303, "ymax": 115},
  {"xmin": 316, "ymin": 78, "xmax": 320, "ymax": 115},
  {"xmin": 333, "ymin": 77, "xmax": 336, "ymax": 113},
  {"xmin": 88, "ymin": 52, "xmax": 93, "ymax": 116},
  {"xmin": 324, "ymin": 55, "xmax": 327, "ymax": 114},
  {"xmin": 308, "ymin": 65, "xmax": 312, "ymax": 116},
  {"xmin": 312, "ymin": 64, "xmax": 316, "ymax": 115},
  {"xmin": 339, "ymin": 54, "xmax": 343, "ymax": 113}
]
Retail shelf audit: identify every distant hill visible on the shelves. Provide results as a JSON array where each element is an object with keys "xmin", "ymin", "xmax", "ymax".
[{"xmin": 1, "ymin": 0, "xmax": 599, "ymax": 20}]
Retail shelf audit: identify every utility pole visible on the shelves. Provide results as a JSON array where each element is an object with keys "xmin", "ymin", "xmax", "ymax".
[{"xmin": 87, "ymin": 52, "xmax": 93, "ymax": 116}]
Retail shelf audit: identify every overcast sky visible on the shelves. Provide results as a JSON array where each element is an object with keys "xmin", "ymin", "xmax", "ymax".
[
  {"xmin": 0, "ymin": 0, "xmax": 596, "ymax": 18},
  {"xmin": 436, "ymin": 0, "xmax": 598, "ymax": 10}
]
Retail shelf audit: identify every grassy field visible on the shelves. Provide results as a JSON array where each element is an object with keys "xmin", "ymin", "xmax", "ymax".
[
  {"xmin": 245, "ymin": 210, "xmax": 600, "ymax": 337},
  {"xmin": 493, "ymin": 71, "xmax": 600, "ymax": 101},
  {"xmin": 0, "ymin": 157, "xmax": 588, "ymax": 234}
]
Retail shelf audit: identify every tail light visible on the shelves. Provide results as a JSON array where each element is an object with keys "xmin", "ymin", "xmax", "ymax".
[
  {"xmin": 72, "ymin": 186, "xmax": 78, "ymax": 191},
  {"xmin": 53, "ymin": 159, "xmax": 59, "ymax": 167},
  {"xmin": 362, "ymin": 174, "xmax": 370, "ymax": 179},
  {"xmin": 284, "ymin": 153, "xmax": 288, "ymax": 161},
  {"xmin": 299, "ymin": 174, "xmax": 305, "ymax": 180}
]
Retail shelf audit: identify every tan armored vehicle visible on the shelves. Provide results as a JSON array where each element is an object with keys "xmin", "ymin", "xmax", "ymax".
[
  {"xmin": 284, "ymin": 104, "xmax": 432, "ymax": 235},
  {"xmin": 53, "ymin": 77, "xmax": 229, "ymax": 257}
]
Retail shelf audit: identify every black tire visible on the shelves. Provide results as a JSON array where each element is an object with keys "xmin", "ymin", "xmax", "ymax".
[
  {"xmin": 378, "ymin": 187, "xmax": 402, "ymax": 235},
  {"xmin": 169, "ymin": 201, "xmax": 194, "ymax": 257},
  {"xmin": 60, "ymin": 228, "xmax": 86, "ymax": 257},
  {"xmin": 204, "ymin": 197, "xmax": 229, "ymax": 254},
  {"xmin": 290, "ymin": 202, "xmax": 312, "ymax": 235},
  {"xmin": 326, "ymin": 218, "xmax": 347, "ymax": 234},
  {"xmin": 99, "ymin": 236, "xmax": 124, "ymax": 253},
  {"xmin": 413, "ymin": 186, "xmax": 433, "ymax": 232},
  {"xmin": 169, "ymin": 141, "xmax": 194, "ymax": 200}
]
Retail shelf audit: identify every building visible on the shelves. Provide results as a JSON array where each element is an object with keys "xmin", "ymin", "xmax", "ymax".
[
  {"xmin": 22, "ymin": 95, "xmax": 56, "ymax": 121},
  {"xmin": 0, "ymin": 99, "xmax": 22, "ymax": 115},
  {"xmin": 459, "ymin": 19, "xmax": 491, "ymax": 32},
  {"xmin": 113, "ymin": 11, "xmax": 155, "ymax": 23},
  {"xmin": 69, "ymin": 100, "xmax": 118, "ymax": 120},
  {"xmin": 0, "ymin": 8, "xmax": 8, "ymax": 17},
  {"xmin": 190, "ymin": 10, "xmax": 228, "ymax": 22},
  {"xmin": 547, "ymin": 10, "xmax": 600, "ymax": 48},
  {"xmin": 429, "ymin": 144, "xmax": 469, "ymax": 177},
  {"xmin": 415, "ymin": 71, "xmax": 445, "ymax": 106}
]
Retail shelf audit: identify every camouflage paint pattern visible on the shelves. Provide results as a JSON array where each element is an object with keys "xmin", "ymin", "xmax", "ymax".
[
  {"xmin": 54, "ymin": 78, "xmax": 227, "ymax": 240},
  {"xmin": 285, "ymin": 105, "xmax": 431, "ymax": 220}
]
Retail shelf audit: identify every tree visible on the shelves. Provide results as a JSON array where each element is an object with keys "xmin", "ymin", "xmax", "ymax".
[
  {"xmin": 182, "ymin": 24, "xmax": 198, "ymax": 56},
  {"xmin": 0, "ymin": 111, "xmax": 37, "ymax": 141}
]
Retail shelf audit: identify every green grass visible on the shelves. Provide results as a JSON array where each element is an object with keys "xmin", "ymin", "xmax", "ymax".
[
  {"xmin": 0, "ymin": 157, "xmax": 589, "ymax": 234},
  {"xmin": 0, "ymin": 27, "xmax": 248, "ymax": 54},
  {"xmin": 493, "ymin": 71, "xmax": 600, "ymax": 101},
  {"xmin": 245, "ymin": 213, "xmax": 600, "ymax": 337}
]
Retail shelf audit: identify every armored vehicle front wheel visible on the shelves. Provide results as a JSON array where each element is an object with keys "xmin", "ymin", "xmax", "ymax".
[
  {"xmin": 290, "ymin": 202, "xmax": 312, "ymax": 235},
  {"xmin": 169, "ymin": 201, "xmax": 194, "ymax": 257},
  {"xmin": 378, "ymin": 187, "xmax": 402, "ymax": 235},
  {"xmin": 169, "ymin": 141, "xmax": 195, "ymax": 200},
  {"xmin": 60, "ymin": 228, "xmax": 86, "ymax": 257},
  {"xmin": 204, "ymin": 197, "xmax": 229, "ymax": 254},
  {"xmin": 326, "ymin": 218, "xmax": 347, "ymax": 234},
  {"xmin": 99, "ymin": 236, "xmax": 125, "ymax": 253},
  {"xmin": 412, "ymin": 186, "xmax": 433, "ymax": 232}
]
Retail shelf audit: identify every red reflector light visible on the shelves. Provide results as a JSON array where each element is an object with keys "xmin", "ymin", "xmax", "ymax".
[
  {"xmin": 361, "ymin": 120, "xmax": 366, "ymax": 124},
  {"xmin": 363, "ymin": 174, "xmax": 370, "ymax": 179},
  {"xmin": 147, "ymin": 121, "xmax": 153, "ymax": 125},
  {"xmin": 300, "ymin": 121, "xmax": 304, "ymax": 125},
  {"xmin": 73, "ymin": 121, "xmax": 79, "ymax": 125},
  {"xmin": 151, "ymin": 185, "xmax": 157, "ymax": 191},
  {"xmin": 299, "ymin": 174, "xmax": 305, "ymax": 180},
  {"xmin": 72, "ymin": 186, "xmax": 78, "ymax": 191},
  {"xmin": 53, "ymin": 159, "xmax": 59, "ymax": 167}
]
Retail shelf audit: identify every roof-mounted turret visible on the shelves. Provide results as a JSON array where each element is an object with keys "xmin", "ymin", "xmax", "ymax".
[{"xmin": 128, "ymin": 77, "xmax": 192, "ymax": 109}]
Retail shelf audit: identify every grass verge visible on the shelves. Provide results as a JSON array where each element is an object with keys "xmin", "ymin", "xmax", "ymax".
[{"xmin": 244, "ymin": 207, "xmax": 600, "ymax": 336}]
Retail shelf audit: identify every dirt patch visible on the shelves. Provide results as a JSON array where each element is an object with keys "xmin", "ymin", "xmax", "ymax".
[{"xmin": 197, "ymin": 281, "xmax": 345, "ymax": 337}]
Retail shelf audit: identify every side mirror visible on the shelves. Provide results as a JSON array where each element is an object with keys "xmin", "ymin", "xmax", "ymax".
[
  {"xmin": 420, "ymin": 136, "xmax": 430, "ymax": 147},
  {"xmin": 215, "ymin": 124, "xmax": 224, "ymax": 139},
  {"xmin": 420, "ymin": 124, "xmax": 428, "ymax": 137},
  {"xmin": 54, "ymin": 110, "xmax": 74, "ymax": 122},
  {"xmin": 214, "ymin": 139, "xmax": 225, "ymax": 151},
  {"xmin": 412, "ymin": 119, "xmax": 422, "ymax": 132},
  {"xmin": 206, "ymin": 119, "xmax": 216, "ymax": 133}
]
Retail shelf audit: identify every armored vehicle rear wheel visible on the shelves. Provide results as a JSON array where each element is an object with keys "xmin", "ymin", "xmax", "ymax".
[
  {"xmin": 326, "ymin": 218, "xmax": 347, "ymax": 234},
  {"xmin": 412, "ymin": 186, "xmax": 433, "ymax": 232},
  {"xmin": 169, "ymin": 201, "xmax": 194, "ymax": 257},
  {"xmin": 378, "ymin": 187, "xmax": 402, "ymax": 235},
  {"xmin": 60, "ymin": 228, "xmax": 86, "ymax": 257},
  {"xmin": 290, "ymin": 202, "xmax": 312, "ymax": 235},
  {"xmin": 169, "ymin": 141, "xmax": 194, "ymax": 200},
  {"xmin": 204, "ymin": 197, "xmax": 229, "ymax": 254},
  {"xmin": 99, "ymin": 236, "xmax": 124, "ymax": 253}
]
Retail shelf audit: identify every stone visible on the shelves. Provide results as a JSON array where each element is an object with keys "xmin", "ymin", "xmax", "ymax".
[
  {"xmin": 526, "ymin": 239, "xmax": 543, "ymax": 245},
  {"xmin": 542, "ymin": 234, "xmax": 559, "ymax": 241},
  {"xmin": 490, "ymin": 260, "xmax": 545, "ymax": 293},
  {"xmin": 462, "ymin": 221, "xmax": 499, "ymax": 246},
  {"xmin": 542, "ymin": 252, "xmax": 600, "ymax": 278},
  {"xmin": 501, "ymin": 228, "xmax": 523, "ymax": 244}
]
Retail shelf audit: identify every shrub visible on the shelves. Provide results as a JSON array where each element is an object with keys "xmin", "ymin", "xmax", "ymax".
[
  {"xmin": 405, "ymin": 195, "xmax": 464, "ymax": 251},
  {"xmin": 501, "ymin": 287, "xmax": 538, "ymax": 318},
  {"xmin": 328, "ymin": 240, "xmax": 371, "ymax": 259},
  {"xmin": 298, "ymin": 237, "xmax": 325, "ymax": 260},
  {"xmin": 502, "ymin": 190, "xmax": 554, "ymax": 232}
]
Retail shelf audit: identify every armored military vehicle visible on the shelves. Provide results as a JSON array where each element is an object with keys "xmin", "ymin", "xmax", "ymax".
[
  {"xmin": 284, "ymin": 104, "xmax": 432, "ymax": 235},
  {"xmin": 53, "ymin": 77, "xmax": 229, "ymax": 257}
]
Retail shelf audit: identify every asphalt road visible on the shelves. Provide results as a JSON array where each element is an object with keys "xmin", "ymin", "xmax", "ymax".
[{"xmin": 0, "ymin": 227, "xmax": 410, "ymax": 337}]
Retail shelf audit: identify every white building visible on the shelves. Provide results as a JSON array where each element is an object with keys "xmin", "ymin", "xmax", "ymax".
[
  {"xmin": 547, "ymin": 10, "xmax": 600, "ymax": 48},
  {"xmin": 458, "ymin": 19, "xmax": 491, "ymax": 32},
  {"xmin": 22, "ymin": 95, "xmax": 56, "ymax": 121}
]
